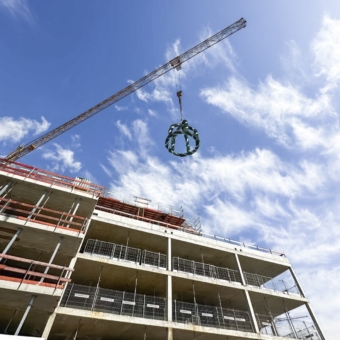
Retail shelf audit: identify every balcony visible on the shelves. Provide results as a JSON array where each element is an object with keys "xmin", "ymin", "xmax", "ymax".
[{"xmin": 0, "ymin": 158, "xmax": 104, "ymax": 197}]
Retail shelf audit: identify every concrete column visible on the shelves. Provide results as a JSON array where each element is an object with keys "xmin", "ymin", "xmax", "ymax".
[
  {"xmin": 305, "ymin": 302, "xmax": 326, "ymax": 340},
  {"xmin": 244, "ymin": 290, "xmax": 259, "ymax": 333},
  {"xmin": 0, "ymin": 228, "xmax": 21, "ymax": 262},
  {"xmin": 41, "ymin": 312, "xmax": 57, "ymax": 339},
  {"xmin": 234, "ymin": 253, "xmax": 246, "ymax": 285},
  {"xmin": 40, "ymin": 237, "xmax": 62, "ymax": 282},
  {"xmin": 166, "ymin": 327, "xmax": 173, "ymax": 340},
  {"xmin": 235, "ymin": 254, "xmax": 259, "ymax": 333},
  {"xmin": 289, "ymin": 267, "xmax": 306, "ymax": 297},
  {"xmin": 167, "ymin": 237, "xmax": 172, "ymax": 271},
  {"xmin": 15, "ymin": 295, "xmax": 36, "ymax": 335},
  {"xmin": 167, "ymin": 237, "xmax": 173, "ymax": 322}
]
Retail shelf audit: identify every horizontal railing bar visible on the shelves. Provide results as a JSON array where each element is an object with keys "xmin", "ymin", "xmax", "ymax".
[
  {"xmin": 0, "ymin": 254, "xmax": 74, "ymax": 271},
  {"xmin": 0, "ymin": 264, "xmax": 71, "ymax": 282}
]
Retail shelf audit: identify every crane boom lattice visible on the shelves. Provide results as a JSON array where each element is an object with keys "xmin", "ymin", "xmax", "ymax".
[{"xmin": 6, "ymin": 18, "xmax": 246, "ymax": 162}]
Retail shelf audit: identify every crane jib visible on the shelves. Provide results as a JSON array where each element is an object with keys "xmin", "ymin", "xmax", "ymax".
[{"xmin": 6, "ymin": 18, "xmax": 246, "ymax": 162}]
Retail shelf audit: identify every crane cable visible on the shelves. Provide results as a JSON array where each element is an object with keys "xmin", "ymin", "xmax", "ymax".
[{"xmin": 165, "ymin": 71, "xmax": 200, "ymax": 157}]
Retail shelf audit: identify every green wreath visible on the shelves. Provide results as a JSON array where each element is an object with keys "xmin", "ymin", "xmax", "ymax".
[{"xmin": 165, "ymin": 119, "xmax": 200, "ymax": 157}]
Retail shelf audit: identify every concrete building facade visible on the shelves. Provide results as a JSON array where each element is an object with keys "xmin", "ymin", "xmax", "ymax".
[{"xmin": 0, "ymin": 158, "xmax": 325, "ymax": 340}]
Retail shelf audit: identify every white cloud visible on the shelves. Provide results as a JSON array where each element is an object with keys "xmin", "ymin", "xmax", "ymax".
[
  {"xmin": 42, "ymin": 143, "xmax": 81, "ymax": 173},
  {"xmin": 148, "ymin": 109, "xmax": 157, "ymax": 117},
  {"xmin": 0, "ymin": 116, "xmax": 50, "ymax": 143},
  {"xmin": 114, "ymin": 104, "xmax": 128, "ymax": 111},
  {"xmin": 116, "ymin": 120, "xmax": 132, "ymax": 140},
  {"xmin": 312, "ymin": 15, "xmax": 340, "ymax": 93},
  {"xmin": 0, "ymin": 0, "xmax": 35, "ymax": 24}
]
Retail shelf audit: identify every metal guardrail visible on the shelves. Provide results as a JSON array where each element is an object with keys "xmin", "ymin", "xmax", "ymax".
[
  {"xmin": 0, "ymin": 253, "xmax": 73, "ymax": 289},
  {"xmin": 0, "ymin": 197, "xmax": 89, "ymax": 233},
  {"xmin": 61, "ymin": 283, "xmax": 167, "ymax": 321},
  {"xmin": 173, "ymin": 257, "xmax": 242, "ymax": 283},
  {"xmin": 0, "ymin": 158, "xmax": 104, "ymax": 196},
  {"xmin": 173, "ymin": 300, "xmax": 254, "ymax": 332},
  {"xmin": 83, "ymin": 239, "xmax": 141, "ymax": 264},
  {"xmin": 102, "ymin": 190, "xmax": 184, "ymax": 218},
  {"xmin": 244, "ymin": 272, "xmax": 302, "ymax": 296},
  {"xmin": 141, "ymin": 250, "xmax": 167, "ymax": 269},
  {"xmin": 256, "ymin": 314, "xmax": 321, "ymax": 339},
  {"xmin": 200, "ymin": 232, "xmax": 286, "ymax": 257}
]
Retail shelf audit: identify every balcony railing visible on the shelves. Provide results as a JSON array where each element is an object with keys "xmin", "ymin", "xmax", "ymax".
[
  {"xmin": 83, "ymin": 239, "xmax": 167, "ymax": 270},
  {"xmin": 173, "ymin": 300, "xmax": 254, "ymax": 332},
  {"xmin": 256, "ymin": 313, "xmax": 321, "ymax": 339},
  {"xmin": 244, "ymin": 272, "xmax": 302, "ymax": 296},
  {"xmin": 61, "ymin": 283, "xmax": 167, "ymax": 321},
  {"xmin": 0, "ymin": 197, "xmax": 89, "ymax": 234},
  {"xmin": 0, "ymin": 253, "xmax": 73, "ymax": 289},
  {"xmin": 0, "ymin": 158, "xmax": 104, "ymax": 196},
  {"xmin": 83, "ymin": 239, "xmax": 142, "ymax": 264},
  {"xmin": 173, "ymin": 257, "xmax": 242, "ymax": 284}
]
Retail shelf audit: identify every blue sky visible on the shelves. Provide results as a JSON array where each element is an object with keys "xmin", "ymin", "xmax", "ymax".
[{"xmin": 1, "ymin": 0, "xmax": 340, "ymax": 337}]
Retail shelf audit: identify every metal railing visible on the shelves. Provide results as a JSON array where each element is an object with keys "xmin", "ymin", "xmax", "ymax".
[
  {"xmin": 244, "ymin": 272, "xmax": 302, "ymax": 296},
  {"xmin": 0, "ymin": 158, "xmax": 104, "ymax": 196},
  {"xmin": 173, "ymin": 257, "xmax": 242, "ymax": 283},
  {"xmin": 102, "ymin": 190, "xmax": 184, "ymax": 218},
  {"xmin": 256, "ymin": 314, "xmax": 321, "ymax": 339},
  {"xmin": 83, "ymin": 239, "xmax": 141, "ymax": 264},
  {"xmin": 0, "ymin": 197, "xmax": 89, "ymax": 233},
  {"xmin": 173, "ymin": 300, "xmax": 254, "ymax": 332},
  {"xmin": 0, "ymin": 253, "xmax": 73, "ymax": 289},
  {"xmin": 61, "ymin": 283, "xmax": 167, "ymax": 321},
  {"xmin": 200, "ymin": 232, "xmax": 286, "ymax": 257},
  {"xmin": 94, "ymin": 204, "xmax": 200, "ymax": 234},
  {"xmin": 141, "ymin": 250, "xmax": 167, "ymax": 269}
]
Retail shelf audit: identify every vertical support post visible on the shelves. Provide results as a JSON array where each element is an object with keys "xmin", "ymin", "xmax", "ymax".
[
  {"xmin": 28, "ymin": 190, "xmax": 49, "ymax": 219},
  {"xmin": 167, "ymin": 237, "xmax": 172, "ymax": 322},
  {"xmin": 14, "ymin": 295, "xmax": 36, "ymax": 335},
  {"xmin": 4, "ymin": 309, "xmax": 17, "ymax": 334},
  {"xmin": 305, "ymin": 302, "xmax": 326, "ymax": 340},
  {"xmin": 234, "ymin": 253, "xmax": 246, "ymax": 285},
  {"xmin": 235, "ymin": 253, "xmax": 259, "ymax": 333},
  {"xmin": 282, "ymin": 299, "xmax": 298, "ymax": 338},
  {"xmin": 0, "ymin": 228, "xmax": 21, "ymax": 262},
  {"xmin": 244, "ymin": 291, "xmax": 259, "ymax": 333},
  {"xmin": 67, "ymin": 197, "xmax": 82, "ymax": 227},
  {"xmin": 42, "ymin": 313, "xmax": 57, "ymax": 339},
  {"xmin": 0, "ymin": 180, "xmax": 12, "ymax": 197},
  {"xmin": 166, "ymin": 327, "xmax": 173, "ymax": 340},
  {"xmin": 40, "ymin": 237, "xmax": 62, "ymax": 282},
  {"xmin": 289, "ymin": 267, "xmax": 305, "ymax": 297}
]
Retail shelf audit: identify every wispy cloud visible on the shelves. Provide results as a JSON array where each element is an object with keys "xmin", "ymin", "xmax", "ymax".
[
  {"xmin": 116, "ymin": 120, "xmax": 132, "ymax": 140},
  {"xmin": 0, "ymin": 116, "xmax": 50, "ymax": 143},
  {"xmin": 0, "ymin": 0, "xmax": 35, "ymax": 24},
  {"xmin": 42, "ymin": 143, "xmax": 82, "ymax": 173}
]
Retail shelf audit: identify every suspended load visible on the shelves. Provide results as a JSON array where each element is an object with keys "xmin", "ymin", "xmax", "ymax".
[{"xmin": 165, "ymin": 91, "xmax": 200, "ymax": 157}]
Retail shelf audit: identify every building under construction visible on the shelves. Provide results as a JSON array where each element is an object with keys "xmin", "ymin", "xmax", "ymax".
[{"xmin": 0, "ymin": 158, "xmax": 325, "ymax": 340}]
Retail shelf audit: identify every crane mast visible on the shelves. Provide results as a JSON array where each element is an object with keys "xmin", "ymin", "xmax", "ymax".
[{"xmin": 6, "ymin": 18, "xmax": 246, "ymax": 162}]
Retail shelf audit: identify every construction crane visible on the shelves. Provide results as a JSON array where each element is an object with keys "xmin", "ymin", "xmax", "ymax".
[{"xmin": 5, "ymin": 18, "xmax": 246, "ymax": 162}]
